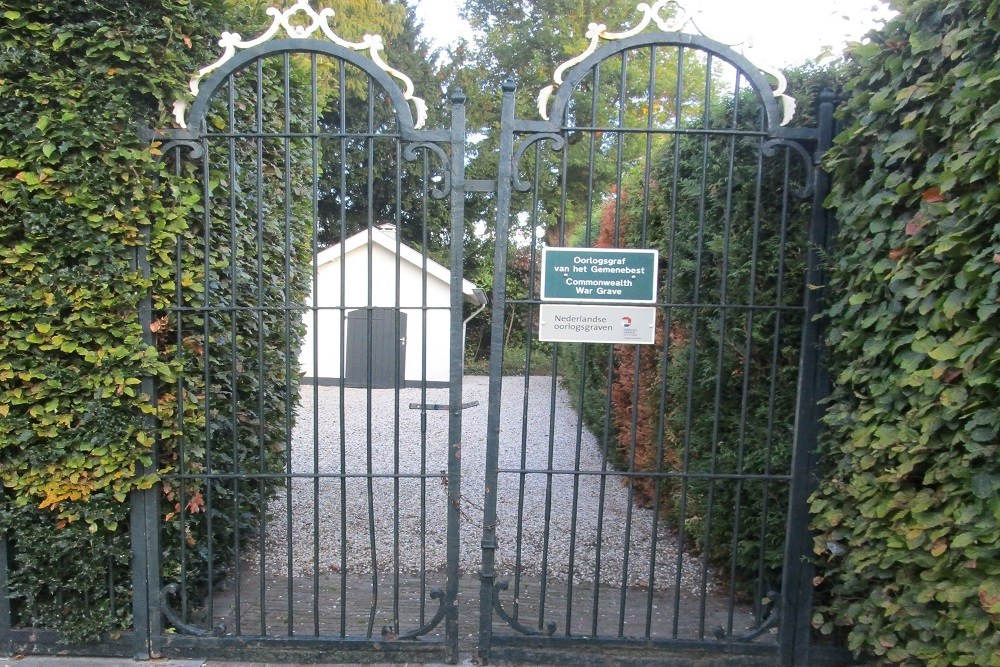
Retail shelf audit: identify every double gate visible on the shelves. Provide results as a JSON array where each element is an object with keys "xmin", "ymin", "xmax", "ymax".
[{"xmin": 2, "ymin": 2, "xmax": 840, "ymax": 665}]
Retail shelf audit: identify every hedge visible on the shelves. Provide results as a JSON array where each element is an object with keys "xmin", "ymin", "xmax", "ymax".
[
  {"xmin": 810, "ymin": 0, "xmax": 1000, "ymax": 664},
  {"xmin": 0, "ymin": 0, "xmax": 297, "ymax": 641}
]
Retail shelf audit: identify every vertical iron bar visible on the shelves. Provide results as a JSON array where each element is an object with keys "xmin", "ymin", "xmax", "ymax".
[
  {"xmin": 365, "ymin": 76, "xmax": 378, "ymax": 640},
  {"xmin": 254, "ymin": 56, "xmax": 268, "ymax": 638},
  {"xmin": 566, "ymin": 60, "xmax": 602, "ymax": 636},
  {"xmin": 780, "ymin": 90, "xmax": 836, "ymax": 667},
  {"xmin": 337, "ymin": 59, "xmax": 349, "ymax": 640},
  {"xmin": 168, "ymin": 140, "xmax": 189, "ymax": 637},
  {"xmin": 445, "ymin": 86, "xmax": 468, "ymax": 664},
  {"xmin": 674, "ymin": 51, "xmax": 713, "ymax": 639},
  {"xmin": 310, "ymin": 52, "xmax": 321, "ymax": 638},
  {"xmin": 198, "ymin": 113, "xmax": 213, "ymax": 631},
  {"xmin": 478, "ymin": 80, "xmax": 517, "ymax": 663},
  {"xmin": 666, "ymin": 45, "xmax": 686, "ymax": 639},
  {"xmin": 538, "ymin": 85, "xmax": 574, "ymax": 633},
  {"xmin": 616, "ymin": 48, "xmax": 635, "ymax": 639},
  {"xmin": 282, "ymin": 52, "xmax": 294, "ymax": 637},
  {"xmin": 419, "ymin": 150, "xmax": 430, "ymax": 628},
  {"xmin": 393, "ymin": 132, "xmax": 403, "ymax": 639},
  {"xmin": 226, "ymin": 71, "xmax": 242, "ymax": 639},
  {"xmin": 699, "ymin": 72, "xmax": 741, "ymax": 634},
  {"xmin": 727, "ymin": 127, "xmax": 767, "ymax": 634},
  {"xmin": 589, "ymin": 59, "xmax": 612, "ymax": 638},
  {"xmin": 640, "ymin": 44, "xmax": 658, "ymax": 639},
  {"xmin": 512, "ymin": 142, "xmax": 544, "ymax": 624},
  {"xmin": 130, "ymin": 190, "xmax": 161, "ymax": 658}
]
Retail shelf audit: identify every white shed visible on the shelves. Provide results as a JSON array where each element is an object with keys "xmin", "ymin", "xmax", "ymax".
[{"xmin": 299, "ymin": 226, "xmax": 485, "ymax": 388}]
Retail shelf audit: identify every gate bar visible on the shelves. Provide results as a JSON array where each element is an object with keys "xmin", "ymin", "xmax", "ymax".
[
  {"xmin": 446, "ymin": 86, "xmax": 470, "ymax": 663},
  {"xmin": 130, "ymin": 225, "xmax": 163, "ymax": 659},
  {"xmin": 477, "ymin": 79, "xmax": 518, "ymax": 663},
  {"xmin": 779, "ymin": 90, "xmax": 837, "ymax": 666}
]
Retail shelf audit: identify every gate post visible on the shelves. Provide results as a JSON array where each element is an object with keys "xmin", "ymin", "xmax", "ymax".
[
  {"xmin": 129, "ymin": 227, "xmax": 162, "ymax": 659},
  {"xmin": 779, "ymin": 90, "xmax": 837, "ymax": 667},
  {"xmin": 476, "ymin": 79, "xmax": 517, "ymax": 665},
  {"xmin": 446, "ymin": 86, "xmax": 470, "ymax": 664}
]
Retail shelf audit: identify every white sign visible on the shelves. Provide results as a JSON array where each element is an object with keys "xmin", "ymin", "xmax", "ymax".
[{"xmin": 538, "ymin": 304, "xmax": 656, "ymax": 344}]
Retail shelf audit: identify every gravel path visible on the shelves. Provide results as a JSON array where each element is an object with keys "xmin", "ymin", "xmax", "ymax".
[{"xmin": 262, "ymin": 376, "xmax": 715, "ymax": 595}]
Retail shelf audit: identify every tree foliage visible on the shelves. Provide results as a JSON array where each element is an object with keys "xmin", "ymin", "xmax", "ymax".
[{"xmin": 810, "ymin": 1, "xmax": 1000, "ymax": 664}]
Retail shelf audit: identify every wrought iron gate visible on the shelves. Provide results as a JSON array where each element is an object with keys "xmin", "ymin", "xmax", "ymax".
[
  {"xmin": 137, "ymin": 3, "xmax": 471, "ymax": 662},
  {"xmin": 0, "ymin": 2, "xmax": 836, "ymax": 665},
  {"xmin": 477, "ymin": 13, "xmax": 836, "ymax": 667}
]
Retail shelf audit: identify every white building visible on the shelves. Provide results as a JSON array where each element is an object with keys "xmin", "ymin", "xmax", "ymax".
[{"xmin": 299, "ymin": 225, "xmax": 486, "ymax": 388}]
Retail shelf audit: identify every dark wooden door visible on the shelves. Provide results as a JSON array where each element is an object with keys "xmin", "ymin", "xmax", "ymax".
[{"xmin": 345, "ymin": 307, "xmax": 406, "ymax": 388}]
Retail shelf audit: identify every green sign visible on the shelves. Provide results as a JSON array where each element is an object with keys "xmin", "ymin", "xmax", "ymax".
[{"xmin": 540, "ymin": 247, "xmax": 659, "ymax": 303}]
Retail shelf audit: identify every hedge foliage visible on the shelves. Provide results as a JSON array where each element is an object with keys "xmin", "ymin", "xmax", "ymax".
[
  {"xmin": 1, "ymin": 0, "xmax": 433, "ymax": 643},
  {"xmin": 810, "ymin": 0, "xmax": 1000, "ymax": 664},
  {"xmin": 0, "ymin": 0, "xmax": 235, "ymax": 640}
]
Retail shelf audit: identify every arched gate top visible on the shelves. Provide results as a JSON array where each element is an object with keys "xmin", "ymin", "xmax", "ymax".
[
  {"xmin": 172, "ymin": 0, "xmax": 427, "ymax": 132},
  {"xmin": 536, "ymin": 0, "xmax": 797, "ymax": 132}
]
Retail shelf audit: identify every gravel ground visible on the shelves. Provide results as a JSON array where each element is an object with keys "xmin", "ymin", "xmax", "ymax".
[{"xmin": 262, "ymin": 376, "xmax": 716, "ymax": 595}]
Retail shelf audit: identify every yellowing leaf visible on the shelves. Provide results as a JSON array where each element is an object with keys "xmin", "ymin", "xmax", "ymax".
[{"xmin": 930, "ymin": 540, "xmax": 947, "ymax": 557}]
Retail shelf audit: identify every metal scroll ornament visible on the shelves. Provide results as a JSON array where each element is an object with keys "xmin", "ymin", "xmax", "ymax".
[
  {"xmin": 172, "ymin": 0, "xmax": 428, "ymax": 130},
  {"xmin": 537, "ymin": 0, "xmax": 796, "ymax": 126}
]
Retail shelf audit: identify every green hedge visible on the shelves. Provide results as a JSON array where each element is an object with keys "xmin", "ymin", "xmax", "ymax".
[
  {"xmin": 152, "ymin": 42, "xmax": 324, "ymax": 606},
  {"xmin": 0, "ymin": 0, "xmax": 272, "ymax": 641},
  {"xmin": 810, "ymin": 0, "xmax": 1000, "ymax": 664}
]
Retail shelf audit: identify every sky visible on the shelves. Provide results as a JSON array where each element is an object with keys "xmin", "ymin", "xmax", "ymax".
[{"xmin": 412, "ymin": 0, "xmax": 897, "ymax": 68}]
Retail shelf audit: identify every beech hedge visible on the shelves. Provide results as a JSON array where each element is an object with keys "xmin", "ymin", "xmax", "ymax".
[
  {"xmin": 0, "ymin": 0, "xmax": 301, "ymax": 642},
  {"xmin": 810, "ymin": 0, "xmax": 1000, "ymax": 664}
]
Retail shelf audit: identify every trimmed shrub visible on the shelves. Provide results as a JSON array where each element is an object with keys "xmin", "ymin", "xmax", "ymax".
[
  {"xmin": 810, "ymin": 1, "xmax": 1000, "ymax": 664},
  {"xmin": 0, "ymin": 0, "xmax": 233, "ymax": 640}
]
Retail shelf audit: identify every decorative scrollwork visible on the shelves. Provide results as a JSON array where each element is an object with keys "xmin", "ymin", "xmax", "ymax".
[
  {"xmin": 173, "ymin": 0, "xmax": 427, "ymax": 130},
  {"xmin": 492, "ymin": 581, "xmax": 557, "ymax": 636},
  {"xmin": 160, "ymin": 583, "xmax": 227, "ymax": 637},
  {"xmin": 381, "ymin": 588, "xmax": 447, "ymax": 640},
  {"xmin": 714, "ymin": 590, "xmax": 780, "ymax": 642},
  {"xmin": 537, "ymin": 0, "xmax": 796, "ymax": 127},
  {"xmin": 762, "ymin": 138, "xmax": 815, "ymax": 199},
  {"xmin": 403, "ymin": 142, "xmax": 451, "ymax": 199},
  {"xmin": 156, "ymin": 138, "xmax": 205, "ymax": 162},
  {"xmin": 512, "ymin": 133, "xmax": 567, "ymax": 193}
]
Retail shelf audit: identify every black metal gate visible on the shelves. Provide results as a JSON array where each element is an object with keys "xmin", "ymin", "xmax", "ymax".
[
  {"xmin": 0, "ymin": 4, "xmax": 838, "ymax": 666},
  {"xmin": 477, "ymin": 26, "xmax": 836, "ymax": 667}
]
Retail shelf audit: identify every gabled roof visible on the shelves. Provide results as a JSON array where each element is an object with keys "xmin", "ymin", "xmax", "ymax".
[{"xmin": 314, "ymin": 227, "xmax": 485, "ymax": 304}]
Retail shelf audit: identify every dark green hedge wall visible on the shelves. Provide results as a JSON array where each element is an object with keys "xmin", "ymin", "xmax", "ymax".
[
  {"xmin": 810, "ymin": 0, "xmax": 1000, "ymax": 664},
  {"xmin": 0, "ymin": 0, "xmax": 248, "ymax": 641}
]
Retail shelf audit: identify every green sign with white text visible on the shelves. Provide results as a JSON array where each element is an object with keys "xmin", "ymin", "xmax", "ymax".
[{"xmin": 540, "ymin": 247, "xmax": 659, "ymax": 303}]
